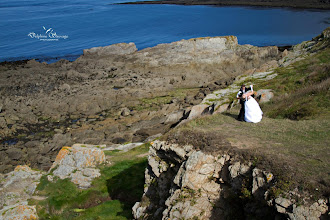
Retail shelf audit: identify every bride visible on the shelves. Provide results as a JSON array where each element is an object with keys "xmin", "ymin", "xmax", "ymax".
[{"xmin": 242, "ymin": 86, "xmax": 263, "ymax": 123}]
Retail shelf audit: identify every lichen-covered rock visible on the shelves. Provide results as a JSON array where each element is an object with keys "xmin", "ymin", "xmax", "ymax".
[
  {"xmin": 133, "ymin": 141, "xmax": 329, "ymax": 220},
  {"xmin": 49, "ymin": 144, "xmax": 105, "ymax": 188},
  {"xmin": 0, "ymin": 165, "xmax": 43, "ymax": 220},
  {"xmin": 0, "ymin": 202, "xmax": 38, "ymax": 220},
  {"xmin": 0, "ymin": 165, "xmax": 43, "ymax": 210}
]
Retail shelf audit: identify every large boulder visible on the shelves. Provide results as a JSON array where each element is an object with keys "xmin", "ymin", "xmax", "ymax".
[{"xmin": 49, "ymin": 144, "xmax": 106, "ymax": 188}]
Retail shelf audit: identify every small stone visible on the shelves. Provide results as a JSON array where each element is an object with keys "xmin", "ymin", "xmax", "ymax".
[
  {"xmin": 120, "ymin": 107, "xmax": 131, "ymax": 116},
  {"xmin": 47, "ymin": 175, "xmax": 54, "ymax": 182},
  {"xmin": 282, "ymin": 49, "xmax": 289, "ymax": 57},
  {"xmin": 60, "ymin": 83, "xmax": 71, "ymax": 92},
  {"xmin": 54, "ymin": 129, "xmax": 63, "ymax": 134},
  {"xmin": 256, "ymin": 89, "xmax": 274, "ymax": 103},
  {"xmin": 275, "ymin": 197, "xmax": 292, "ymax": 209}
]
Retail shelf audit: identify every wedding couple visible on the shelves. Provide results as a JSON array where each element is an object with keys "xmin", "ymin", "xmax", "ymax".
[{"xmin": 236, "ymin": 84, "xmax": 263, "ymax": 123}]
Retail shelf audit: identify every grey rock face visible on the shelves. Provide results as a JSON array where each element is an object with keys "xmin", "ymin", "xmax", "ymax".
[
  {"xmin": 0, "ymin": 165, "xmax": 43, "ymax": 219},
  {"xmin": 133, "ymin": 141, "xmax": 329, "ymax": 220},
  {"xmin": 49, "ymin": 144, "xmax": 105, "ymax": 189}
]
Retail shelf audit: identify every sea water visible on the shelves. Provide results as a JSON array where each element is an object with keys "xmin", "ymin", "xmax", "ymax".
[{"xmin": 0, "ymin": 0, "xmax": 329, "ymax": 63}]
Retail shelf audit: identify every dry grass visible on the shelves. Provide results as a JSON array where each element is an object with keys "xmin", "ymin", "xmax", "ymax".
[
  {"xmin": 164, "ymin": 110, "xmax": 330, "ymax": 199},
  {"xmin": 259, "ymin": 48, "xmax": 330, "ymax": 120}
]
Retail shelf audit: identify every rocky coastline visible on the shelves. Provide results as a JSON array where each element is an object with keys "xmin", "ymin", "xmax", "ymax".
[
  {"xmin": 0, "ymin": 36, "xmax": 281, "ymax": 173},
  {"xmin": 0, "ymin": 28, "xmax": 329, "ymax": 219}
]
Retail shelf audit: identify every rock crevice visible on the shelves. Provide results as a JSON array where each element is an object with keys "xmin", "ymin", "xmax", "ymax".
[{"xmin": 133, "ymin": 141, "xmax": 329, "ymax": 219}]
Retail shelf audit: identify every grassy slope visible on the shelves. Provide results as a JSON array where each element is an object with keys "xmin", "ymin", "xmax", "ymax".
[
  {"xmin": 260, "ymin": 48, "xmax": 330, "ymax": 120},
  {"xmin": 165, "ymin": 47, "xmax": 330, "ymax": 199},
  {"xmin": 29, "ymin": 144, "xmax": 150, "ymax": 220}
]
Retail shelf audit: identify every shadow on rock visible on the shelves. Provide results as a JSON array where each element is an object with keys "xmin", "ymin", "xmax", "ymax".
[{"xmin": 209, "ymin": 164, "xmax": 285, "ymax": 220}]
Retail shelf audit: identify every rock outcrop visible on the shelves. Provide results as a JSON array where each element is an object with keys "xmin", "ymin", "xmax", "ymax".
[
  {"xmin": 0, "ymin": 202, "xmax": 38, "ymax": 220},
  {"xmin": 0, "ymin": 165, "xmax": 43, "ymax": 220},
  {"xmin": 49, "ymin": 144, "xmax": 106, "ymax": 188},
  {"xmin": 133, "ymin": 141, "xmax": 329, "ymax": 219}
]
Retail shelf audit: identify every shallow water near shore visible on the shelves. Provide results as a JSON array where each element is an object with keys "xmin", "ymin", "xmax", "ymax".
[{"xmin": 0, "ymin": 0, "xmax": 329, "ymax": 63}]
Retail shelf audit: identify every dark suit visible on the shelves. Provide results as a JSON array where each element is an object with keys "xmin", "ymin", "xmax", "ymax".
[{"xmin": 237, "ymin": 87, "xmax": 251, "ymax": 121}]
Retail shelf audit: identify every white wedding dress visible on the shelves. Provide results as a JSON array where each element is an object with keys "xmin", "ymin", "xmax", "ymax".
[{"xmin": 244, "ymin": 97, "xmax": 263, "ymax": 123}]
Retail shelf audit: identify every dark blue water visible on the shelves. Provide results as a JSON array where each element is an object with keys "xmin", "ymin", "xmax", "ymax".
[{"xmin": 0, "ymin": 0, "xmax": 329, "ymax": 63}]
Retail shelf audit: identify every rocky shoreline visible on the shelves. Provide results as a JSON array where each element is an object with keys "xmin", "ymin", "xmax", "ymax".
[
  {"xmin": 0, "ymin": 28, "xmax": 329, "ymax": 219},
  {"xmin": 120, "ymin": 0, "xmax": 330, "ymax": 10},
  {"xmin": 0, "ymin": 36, "xmax": 282, "ymax": 173}
]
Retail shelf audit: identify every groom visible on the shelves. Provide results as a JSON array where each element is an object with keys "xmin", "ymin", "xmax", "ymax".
[{"xmin": 236, "ymin": 84, "xmax": 252, "ymax": 121}]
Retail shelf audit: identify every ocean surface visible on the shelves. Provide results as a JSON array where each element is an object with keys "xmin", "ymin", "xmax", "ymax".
[{"xmin": 0, "ymin": 0, "xmax": 329, "ymax": 63}]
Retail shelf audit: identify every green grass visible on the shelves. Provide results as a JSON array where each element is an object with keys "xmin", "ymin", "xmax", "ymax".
[
  {"xmin": 29, "ymin": 144, "xmax": 150, "ymax": 220},
  {"xmin": 73, "ymin": 201, "xmax": 126, "ymax": 220},
  {"xmin": 259, "ymin": 48, "xmax": 330, "ymax": 120}
]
